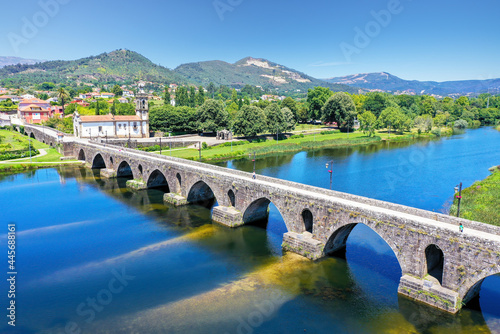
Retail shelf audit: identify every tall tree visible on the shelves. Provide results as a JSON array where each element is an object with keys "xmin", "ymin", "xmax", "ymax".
[
  {"xmin": 281, "ymin": 96, "xmax": 298, "ymax": 120},
  {"xmin": 112, "ymin": 85, "xmax": 123, "ymax": 97},
  {"xmin": 197, "ymin": 99, "xmax": 229, "ymax": 132},
  {"xmin": 207, "ymin": 82, "xmax": 217, "ymax": 98},
  {"xmin": 196, "ymin": 86, "xmax": 205, "ymax": 106},
  {"xmin": 57, "ymin": 87, "xmax": 70, "ymax": 115},
  {"xmin": 264, "ymin": 103, "xmax": 285, "ymax": 136},
  {"xmin": 176, "ymin": 87, "xmax": 189, "ymax": 107},
  {"xmin": 164, "ymin": 87, "xmax": 171, "ymax": 106},
  {"xmin": 189, "ymin": 86, "xmax": 196, "ymax": 107},
  {"xmin": 281, "ymin": 107, "xmax": 296, "ymax": 132},
  {"xmin": 232, "ymin": 105, "xmax": 266, "ymax": 137},
  {"xmin": 307, "ymin": 87, "xmax": 333, "ymax": 120},
  {"xmin": 358, "ymin": 111, "xmax": 377, "ymax": 136},
  {"xmin": 377, "ymin": 106, "xmax": 410, "ymax": 134},
  {"xmin": 321, "ymin": 92, "xmax": 356, "ymax": 131}
]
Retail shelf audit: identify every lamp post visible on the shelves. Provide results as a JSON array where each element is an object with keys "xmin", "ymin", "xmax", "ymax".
[
  {"xmin": 156, "ymin": 137, "xmax": 162, "ymax": 155},
  {"xmin": 454, "ymin": 182, "xmax": 463, "ymax": 217},
  {"xmin": 105, "ymin": 131, "xmax": 108, "ymax": 144},
  {"xmin": 169, "ymin": 132, "xmax": 172, "ymax": 156},
  {"xmin": 252, "ymin": 151, "xmax": 256, "ymax": 173},
  {"xmin": 326, "ymin": 160, "xmax": 333, "ymax": 190}
]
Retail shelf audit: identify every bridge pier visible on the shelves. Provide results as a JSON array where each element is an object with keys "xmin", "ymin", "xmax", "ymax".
[
  {"xmin": 126, "ymin": 179, "xmax": 148, "ymax": 191},
  {"xmin": 398, "ymin": 275, "xmax": 460, "ymax": 313},
  {"xmin": 100, "ymin": 168, "xmax": 117, "ymax": 178},
  {"xmin": 212, "ymin": 206, "xmax": 244, "ymax": 228},
  {"xmin": 282, "ymin": 232, "xmax": 324, "ymax": 260},
  {"xmin": 164, "ymin": 193, "xmax": 188, "ymax": 206}
]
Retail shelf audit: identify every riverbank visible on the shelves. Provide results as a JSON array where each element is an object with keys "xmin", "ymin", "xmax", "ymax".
[
  {"xmin": 0, "ymin": 129, "xmax": 81, "ymax": 173},
  {"xmin": 449, "ymin": 166, "xmax": 500, "ymax": 226},
  {"xmin": 166, "ymin": 129, "xmax": 448, "ymax": 162}
]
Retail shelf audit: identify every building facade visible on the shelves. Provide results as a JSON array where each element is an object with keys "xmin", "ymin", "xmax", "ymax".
[
  {"xmin": 17, "ymin": 98, "xmax": 51, "ymax": 124},
  {"xmin": 73, "ymin": 90, "xmax": 149, "ymax": 139}
]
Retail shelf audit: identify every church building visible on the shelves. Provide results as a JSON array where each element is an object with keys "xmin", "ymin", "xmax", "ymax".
[{"xmin": 73, "ymin": 85, "xmax": 149, "ymax": 139}]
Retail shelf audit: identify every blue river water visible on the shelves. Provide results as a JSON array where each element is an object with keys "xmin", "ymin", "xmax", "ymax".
[{"xmin": 0, "ymin": 127, "xmax": 499, "ymax": 333}]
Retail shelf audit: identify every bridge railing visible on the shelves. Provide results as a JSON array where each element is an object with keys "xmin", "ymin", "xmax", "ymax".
[{"xmin": 79, "ymin": 141, "xmax": 500, "ymax": 237}]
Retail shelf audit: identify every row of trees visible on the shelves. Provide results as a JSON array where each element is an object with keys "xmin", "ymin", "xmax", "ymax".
[{"xmin": 150, "ymin": 99, "xmax": 296, "ymax": 137}]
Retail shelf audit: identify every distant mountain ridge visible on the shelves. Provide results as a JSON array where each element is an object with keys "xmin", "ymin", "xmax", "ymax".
[
  {"xmin": 0, "ymin": 56, "xmax": 43, "ymax": 68},
  {"xmin": 324, "ymin": 72, "xmax": 500, "ymax": 96},
  {"xmin": 174, "ymin": 56, "xmax": 358, "ymax": 93},
  {"xmin": 0, "ymin": 50, "xmax": 187, "ymax": 86}
]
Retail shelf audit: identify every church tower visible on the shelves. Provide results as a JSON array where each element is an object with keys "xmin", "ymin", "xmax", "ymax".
[{"xmin": 135, "ymin": 82, "xmax": 149, "ymax": 135}]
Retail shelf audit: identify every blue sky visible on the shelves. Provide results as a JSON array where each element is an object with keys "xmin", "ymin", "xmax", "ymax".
[{"xmin": 1, "ymin": 0, "xmax": 499, "ymax": 82}]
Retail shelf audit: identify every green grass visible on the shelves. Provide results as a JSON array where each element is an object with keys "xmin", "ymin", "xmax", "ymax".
[
  {"xmin": 0, "ymin": 129, "xmax": 80, "ymax": 173},
  {"xmin": 449, "ymin": 167, "xmax": 500, "ymax": 226}
]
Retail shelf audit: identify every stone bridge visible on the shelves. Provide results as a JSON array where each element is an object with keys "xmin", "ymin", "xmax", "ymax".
[{"xmin": 21, "ymin": 124, "xmax": 500, "ymax": 314}]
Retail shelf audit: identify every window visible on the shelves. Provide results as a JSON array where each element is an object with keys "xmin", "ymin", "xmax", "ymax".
[
  {"xmin": 118, "ymin": 124, "xmax": 122, "ymax": 129},
  {"xmin": 133, "ymin": 122, "xmax": 137, "ymax": 129},
  {"xmin": 98, "ymin": 126, "xmax": 102, "ymax": 132}
]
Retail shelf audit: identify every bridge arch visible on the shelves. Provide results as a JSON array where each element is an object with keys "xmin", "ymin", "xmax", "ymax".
[
  {"xmin": 425, "ymin": 244, "xmax": 444, "ymax": 285},
  {"xmin": 77, "ymin": 149, "xmax": 86, "ymax": 161},
  {"xmin": 116, "ymin": 161, "xmax": 133, "ymax": 178},
  {"xmin": 323, "ymin": 222, "xmax": 402, "ymax": 268},
  {"xmin": 460, "ymin": 266, "xmax": 500, "ymax": 308},
  {"xmin": 91, "ymin": 153, "xmax": 106, "ymax": 169},
  {"xmin": 187, "ymin": 180, "xmax": 215, "ymax": 205},
  {"xmin": 147, "ymin": 169, "xmax": 170, "ymax": 191},
  {"xmin": 242, "ymin": 197, "xmax": 290, "ymax": 232},
  {"xmin": 302, "ymin": 209, "xmax": 313, "ymax": 233},
  {"xmin": 175, "ymin": 173, "xmax": 182, "ymax": 193},
  {"xmin": 228, "ymin": 189, "xmax": 236, "ymax": 207}
]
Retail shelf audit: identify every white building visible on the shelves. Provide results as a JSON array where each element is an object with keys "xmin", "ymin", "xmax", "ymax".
[{"xmin": 73, "ymin": 86, "xmax": 149, "ymax": 139}]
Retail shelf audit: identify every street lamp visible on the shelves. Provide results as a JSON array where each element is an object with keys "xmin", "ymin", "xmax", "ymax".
[
  {"xmin": 326, "ymin": 160, "xmax": 333, "ymax": 190},
  {"xmin": 252, "ymin": 151, "xmax": 256, "ymax": 173},
  {"xmin": 156, "ymin": 137, "xmax": 162, "ymax": 155},
  {"xmin": 105, "ymin": 130, "xmax": 108, "ymax": 144},
  {"xmin": 169, "ymin": 132, "xmax": 172, "ymax": 156},
  {"xmin": 454, "ymin": 182, "xmax": 463, "ymax": 217}
]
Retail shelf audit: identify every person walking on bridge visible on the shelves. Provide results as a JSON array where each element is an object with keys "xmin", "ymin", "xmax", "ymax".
[{"xmin": 459, "ymin": 223, "xmax": 464, "ymax": 233}]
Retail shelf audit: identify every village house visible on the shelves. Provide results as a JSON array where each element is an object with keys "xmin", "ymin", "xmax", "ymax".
[
  {"xmin": 17, "ymin": 97, "xmax": 51, "ymax": 124},
  {"xmin": 0, "ymin": 95, "xmax": 21, "ymax": 103}
]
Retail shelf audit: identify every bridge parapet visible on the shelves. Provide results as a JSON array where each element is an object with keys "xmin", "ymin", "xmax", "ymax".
[{"xmin": 70, "ymin": 139, "xmax": 500, "ymax": 314}]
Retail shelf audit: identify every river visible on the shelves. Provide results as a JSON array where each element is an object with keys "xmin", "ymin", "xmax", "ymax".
[{"xmin": 1, "ymin": 127, "xmax": 499, "ymax": 333}]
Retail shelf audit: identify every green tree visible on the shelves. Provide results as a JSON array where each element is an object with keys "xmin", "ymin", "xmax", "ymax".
[
  {"xmin": 232, "ymin": 105, "xmax": 266, "ymax": 137},
  {"xmin": 414, "ymin": 115, "xmax": 433, "ymax": 133},
  {"xmin": 358, "ymin": 111, "xmax": 377, "ymax": 136},
  {"xmin": 321, "ymin": 92, "xmax": 356, "ymax": 131},
  {"xmin": 196, "ymin": 86, "xmax": 205, "ymax": 106},
  {"xmin": 112, "ymin": 85, "xmax": 123, "ymax": 97},
  {"xmin": 297, "ymin": 106, "xmax": 308, "ymax": 123},
  {"xmin": 164, "ymin": 87, "xmax": 171, "ymax": 106},
  {"xmin": 189, "ymin": 86, "xmax": 196, "ymax": 107},
  {"xmin": 110, "ymin": 99, "xmax": 117, "ymax": 115},
  {"xmin": 363, "ymin": 92, "xmax": 390, "ymax": 117},
  {"xmin": 231, "ymin": 88, "xmax": 238, "ymax": 105},
  {"xmin": 207, "ymin": 82, "xmax": 217, "ymax": 98},
  {"xmin": 281, "ymin": 96, "xmax": 298, "ymax": 120},
  {"xmin": 456, "ymin": 96, "xmax": 470, "ymax": 106},
  {"xmin": 307, "ymin": 87, "xmax": 333, "ymax": 120},
  {"xmin": 264, "ymin": 103, "xmax": 285, "ymax": 136},
  {"xmin": 57, "ymin": 87, "xmax": 70, "ymax": 115},
  {"xmin": 197, "ymin": 99, "xmax": 229, "ymax": 132},
  {"xmin": 377, "ymin": 106, "xmax": 410, "ymax": 134},
  {"xmin": 176, "ymin": 86, "xmax": 189, "ymax": 107},
  {"xmin": 281, "ymin": 107, "xmax": 296, "ymax": 132}
]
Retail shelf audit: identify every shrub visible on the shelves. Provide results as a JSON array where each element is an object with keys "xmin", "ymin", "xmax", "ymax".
[
  {"xmin": 431, "ymin": 128, "xmax": 442, "ymax": 137},
  {"xmin": 290, "ymin": 134, "xmax": 304, "ymax": 139}
]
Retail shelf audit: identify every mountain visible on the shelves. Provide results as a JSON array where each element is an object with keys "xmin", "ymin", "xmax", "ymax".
[
  {"xmin": 0, "ymin": 56, "xmax": 43, "ymax": 68},
  {"xmin": 0, "ymin": 50, "xmax": 187, "ymax": 86},
  {"xmin": 174, "ymin": 57, "xmax": 358, "ymax": 94},
  {"xmin": 324, "ymin": 72, "xmax": 500, "ymax": 96}
]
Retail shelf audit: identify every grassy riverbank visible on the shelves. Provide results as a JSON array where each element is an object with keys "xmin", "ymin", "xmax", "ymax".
[
  {"xmin": 449, "ymin": 167, "xmax": 500, "ymax": 226},
  {"xmin": 164, "ymin": 128, "xmax": 448, "ymax": 162},
  {"xmin": 0, "ymin": 129, "xmax": 81, "ymax": 173}
]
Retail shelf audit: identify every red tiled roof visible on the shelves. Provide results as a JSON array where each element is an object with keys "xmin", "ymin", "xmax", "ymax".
[{"xmin": 79, "ymin": 114, "xmax": 141, "ymax": 123}]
